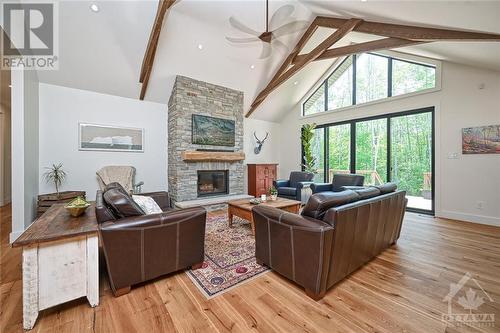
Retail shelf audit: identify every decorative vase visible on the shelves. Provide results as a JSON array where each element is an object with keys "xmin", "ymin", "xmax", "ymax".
[{"xmin": 270, "ymin": 194, "xmax": 278, "ymax": 201}]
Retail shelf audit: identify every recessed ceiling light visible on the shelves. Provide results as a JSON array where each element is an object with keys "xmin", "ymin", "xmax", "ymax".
[
  {"xmin": 361, "ymin": 0, "xmax": 368, "ymax": 2},
  {"xmin": 293, "ymin": 81, "xmax": 299, "ymax": 85},
  {"xmin": 90, "ymin": 3, "xmax": 99, "ymax": 12},
  {"xmin": 197, "ymin": 44, "xmax": 203, "ymax": 50},
  {"xmin": 250, "ymin": 64, "xmax": 255, "ymax": 69}
]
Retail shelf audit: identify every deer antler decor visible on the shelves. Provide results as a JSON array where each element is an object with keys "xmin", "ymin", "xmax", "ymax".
[{"xmin": 254, "ymin": 131, "xmax": 269, "ymax": 154}]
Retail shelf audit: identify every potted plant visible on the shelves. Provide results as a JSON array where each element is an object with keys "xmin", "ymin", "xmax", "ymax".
[
  {"xmin": 43, "ymin": 163, "xmax": 67, "ymax": 198},
  {"xmin": 301, "ymin": 123, "xmax": 317, "ymax": 174},
  {"xmin": 269, "ymin": 186, "xmax": 278, "ymax": 200}
]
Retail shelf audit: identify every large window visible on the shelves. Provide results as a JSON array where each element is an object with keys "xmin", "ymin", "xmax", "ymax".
[
  {"xmin": 302, "ymin": 53, "xmax": 436, "ymax": 116},
  {"xmin": 303, "ymin": 107, "xmax": 434, "ymax": 214},
  {"xmin": 356, "ymin": 53, "xmax": 389, "ymax": 104}
]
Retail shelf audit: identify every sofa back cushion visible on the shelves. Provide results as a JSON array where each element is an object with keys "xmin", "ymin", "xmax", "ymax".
[
  {"xmin": 374, "ymin": 182, "xmax": 397, "ymax": 194},
  {"xmin": 103, "ymin": 186, "xmax": 145, "ymax": 218},
  {"xmin": 353, "ymin": 187, "xmax": 380, "ymax": 199},
  {"xmin": 302, "ymin": 190, "xmax": 359, "ymax": 220},
  {"xmin": 289, "ymin": 171, "xmax": 314, "ymax": 188}
]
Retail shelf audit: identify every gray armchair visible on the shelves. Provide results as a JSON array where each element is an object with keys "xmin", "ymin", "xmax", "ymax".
[
  {"xmin": 273, "ymin": 171, "xmax": 314, "ymax": 202},
  {"xmin": 311, "ymin": 173, "xmax": 365, "ymax": 194}
]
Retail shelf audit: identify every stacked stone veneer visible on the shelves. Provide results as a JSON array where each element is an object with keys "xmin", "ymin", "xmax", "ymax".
[{"xmin": 168, "ymin": 75, "xmax": 244, "ymax": 203}]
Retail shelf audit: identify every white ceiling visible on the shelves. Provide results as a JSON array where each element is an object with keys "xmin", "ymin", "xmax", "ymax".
[{"xmin": 33, "ymin": 0, "xmax": 500, "ymax": 122}]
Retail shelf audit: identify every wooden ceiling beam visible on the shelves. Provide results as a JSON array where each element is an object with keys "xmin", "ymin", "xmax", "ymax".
[
  {"xmin": 315, "ymin": 16, "xmax": 500, "ymax": 41},
  {"xmin": 139, "ymin": 0, "xmax": 176, "ymax": 100},
  {"xmin": 292, "ymin": 38, "xmax": 425, "ymax": 65},
  {"xmin": 246, "ymin": 18, "xmax": 362, "ymax": 117}
]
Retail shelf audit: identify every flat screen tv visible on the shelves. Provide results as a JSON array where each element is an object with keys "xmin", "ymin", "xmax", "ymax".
[{"xmin": 192, "ymin": 114, "xmax": 235, "ymax": 146}]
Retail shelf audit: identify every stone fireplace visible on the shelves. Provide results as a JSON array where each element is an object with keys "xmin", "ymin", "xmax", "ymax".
[{"xmin": 168, "ymin": 76, "xmax": 246, "ymax": 204}]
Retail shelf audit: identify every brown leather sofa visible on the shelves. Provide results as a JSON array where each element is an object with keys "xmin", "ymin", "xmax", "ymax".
[
  {"xmin": 96, "ymin": 183, "xmax": 206, "ymax": 296},
  {"xmin": 252, "ymin": 183, "xmax": 407, "ymax": 300}
]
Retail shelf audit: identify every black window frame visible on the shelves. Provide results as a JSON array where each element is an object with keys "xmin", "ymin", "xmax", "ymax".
[
  {"xmin": 301, "ymin": 106, "xmax": 435, "ymax": 215},
  {"xmin": 302, "ymin": 53, "xmax": 436, "ymax": 116}
]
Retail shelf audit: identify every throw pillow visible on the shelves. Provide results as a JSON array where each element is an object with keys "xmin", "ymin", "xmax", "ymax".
[{"xmin": 132, "ymin": 195, "xmax": 163, "ymax": 215}]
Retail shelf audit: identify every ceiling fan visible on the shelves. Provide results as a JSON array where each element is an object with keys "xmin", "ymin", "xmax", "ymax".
[{"xmin": 226, "ymin": 0, "xmax": 308, "ymax": 59}]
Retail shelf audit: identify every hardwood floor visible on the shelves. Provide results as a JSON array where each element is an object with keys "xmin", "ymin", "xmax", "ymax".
[{"xmin": 1, "ymin": 204, "xmax": 499, "ymax": 332}]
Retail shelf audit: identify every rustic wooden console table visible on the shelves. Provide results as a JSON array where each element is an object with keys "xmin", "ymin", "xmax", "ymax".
[{"xmin": 12, "ymin": 203, "xmax": 99, "ymax": 330}]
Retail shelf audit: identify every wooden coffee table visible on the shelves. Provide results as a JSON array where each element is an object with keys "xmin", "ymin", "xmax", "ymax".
[{"xmin": 228, "ymin": 197, "xmax": 301, "ymax": 235}]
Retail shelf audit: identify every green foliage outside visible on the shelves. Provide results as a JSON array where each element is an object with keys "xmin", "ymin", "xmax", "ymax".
[
  {"xmin": 301, "ymin": 123, "xmax": 318, "ymax": 174},
  {"xmin": 311, "ymin": 113, "xmax": 432, "ymax": 197}
]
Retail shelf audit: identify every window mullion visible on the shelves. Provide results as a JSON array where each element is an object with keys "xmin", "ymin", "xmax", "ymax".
[
  {"xmin": 388, "ymin": 57, "xmax": 393, "ymax": 97},
  {"xmin": 352, "ymin": 54, "xmax": 357, "ymax": 105}
]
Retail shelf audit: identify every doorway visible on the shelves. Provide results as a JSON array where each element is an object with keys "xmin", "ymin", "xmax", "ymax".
[{"xmin": 0, "ymin": 67, "xmax": 12, "ymax": 207}]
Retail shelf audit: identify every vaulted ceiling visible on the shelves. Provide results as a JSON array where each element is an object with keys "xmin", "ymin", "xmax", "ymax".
[{"xmin": 35, "ymin": 0, "xmax": 500, "ymax": 122}]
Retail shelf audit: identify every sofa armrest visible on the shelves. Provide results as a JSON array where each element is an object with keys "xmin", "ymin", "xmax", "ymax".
[
  {"xmin": 136, "ymin": 191, "xmax": 171, "ymax": 210},
  {"xmin": 273, "ymin": 179, "xmax": 290, "ymax": 188},
  {"xmin": 252, "ymin": 205, "xmax": 334, "ymax": 297},
  {"xmin": 310, "ymin": 183, "xmax": 332, "ymax": 194}
]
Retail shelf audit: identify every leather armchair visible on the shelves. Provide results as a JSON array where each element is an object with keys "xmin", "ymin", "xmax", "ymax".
[
  {"xmin": 95, "ymin": 183, "xmax": 206, "ymax": 296},
  {"xmin": 253, "ymin": 183, "xmax": 406, "ymax": 300},
  {"xmin": 273, "ymin": 171, "xmax": 314, "ymax": 202},
  {"xmin": 311, "ymin": 173, "xmax": 365, "ymax": 194}
]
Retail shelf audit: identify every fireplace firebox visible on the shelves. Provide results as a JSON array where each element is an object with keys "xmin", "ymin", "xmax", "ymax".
[{"xmin": 197, "ymin": 170, "xmax": 229, "ymax": 197}]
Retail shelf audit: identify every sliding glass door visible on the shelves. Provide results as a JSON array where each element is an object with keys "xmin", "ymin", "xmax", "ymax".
[
  {"xmin": 304, "ymin": 107, "xmax": 434, "ymax": 214},
  {"xmin": 390, "ymin": 112, "xmax": 433, "ymax": 211},
  {"xmin": 327, "ymin": 124, "xmax": 350, "ymax": 181},
  {"xmin": 355, "ymin": 119, "xmax": 387, "ymax": 186}
]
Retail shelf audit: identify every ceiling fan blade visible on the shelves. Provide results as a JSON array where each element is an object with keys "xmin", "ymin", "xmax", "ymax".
[
  {"xmin": 273, "ymin": 20, "xmax": 309, "ymax": 37},
  {"xmin": 226, "ymin": 36, "xmax": 261, "ymax": 43},
  {"xmin": 229, "ymin": 17, "xmax": 260, "ymax": 36},
  {"xmin": 272, "ymin": 38, "xmax": 289, "ymax": 54},
  {"xmin": 259, "ymin": 43, "xmax": 272, "ymax": 59},
  {"xmin": 270, "ymin": 5, "xmax": 294, "ymax": 29}
]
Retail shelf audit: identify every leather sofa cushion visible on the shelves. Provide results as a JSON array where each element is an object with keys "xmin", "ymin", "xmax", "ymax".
[
  {"xmin": 302, "ymin": 190, "xmax": 359, "ymax": 220},
  {"xmin": 289, "ymin": 171, "xmax": 314, "ymax": 188},
  {"xmin": 353, "ymin": 187, "xmax": 380, "ymax": 199},
  {"xmin": 103, "ymin": 187, "xmax": 145, "ymax": 218},
  {"xmin": 374, "ymin": 182, "xmax": 397, "ymax": 194},
  {"xmin": 278, "ymin": 187, "xmax": 297, "ymax": 197},
  {"xmin": 331, "ymin": 174, "xmax": 364, "ymax": 192}
]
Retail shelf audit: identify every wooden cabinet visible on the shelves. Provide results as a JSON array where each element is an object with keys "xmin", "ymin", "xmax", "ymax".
[{"xmin": 247, "ymin": 164, "xmax": 278, "ymax": 197}]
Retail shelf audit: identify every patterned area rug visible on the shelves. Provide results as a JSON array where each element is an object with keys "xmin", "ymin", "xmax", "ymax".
[{"xmin": 186, "ymin": 213, "xmax": 269, "ymax": 298}]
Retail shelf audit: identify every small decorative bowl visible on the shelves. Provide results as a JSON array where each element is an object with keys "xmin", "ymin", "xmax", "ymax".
[
  {"xmin": 65, "ymin": 204, "xmax": 90, "ymax": 217},
  {"xmin": 65, "ymin": 196, "xmax": 90, "ymax": 217},
  {"xmin": 250, "ymin": 198, "xmax": 262, "ymax": 205}
]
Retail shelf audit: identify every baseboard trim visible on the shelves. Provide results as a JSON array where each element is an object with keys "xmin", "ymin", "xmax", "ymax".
[
  {"xmin": 438, "ymin": 210, "xmax": 500, "ymax": 227},
  {"xmin": 9, "ymin": 230, "xmax": 23, "ymax": 244}
]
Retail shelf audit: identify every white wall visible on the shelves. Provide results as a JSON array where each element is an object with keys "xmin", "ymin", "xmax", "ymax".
[
  {"xmin": 278, "ymin": 61, "xmax": 500, "ymax": 226},
  {"xmin": 38, "ymin": 84, "xmax": 168, "ymax": 198},
  {"xmin": 11, "ymin": 66, "xmax": 40, "ymax": 242},
  {"xmin": 243, "ymin": 118, "xmax": 282, "ymax": 191}
]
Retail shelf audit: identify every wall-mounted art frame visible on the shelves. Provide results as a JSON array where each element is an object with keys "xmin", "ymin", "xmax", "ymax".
[
  {"xmin": 462, "ymin": 125, "xmax": 500, "ymax": 154},
  {"xmin": 79, "ymin": 123, "xmax": 144, "ymax": 152}
]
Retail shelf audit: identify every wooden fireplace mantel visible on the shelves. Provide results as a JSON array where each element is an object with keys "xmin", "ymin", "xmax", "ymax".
[{"xmin": 181, "ymin": 151, "xmax": 245, "ymax": 162}]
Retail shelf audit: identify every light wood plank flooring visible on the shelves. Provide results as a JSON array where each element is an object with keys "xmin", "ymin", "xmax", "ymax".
[{"xmin": 1, "ymin": 205, "xmax": 499, "ymax": 332}]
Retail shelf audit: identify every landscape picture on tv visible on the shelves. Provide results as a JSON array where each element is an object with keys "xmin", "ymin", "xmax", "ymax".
[{"xmin": 192, "ymin": 114, "xmax": 235, "ymax": 146}]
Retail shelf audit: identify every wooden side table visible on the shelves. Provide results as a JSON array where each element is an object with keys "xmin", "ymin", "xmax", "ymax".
[{"xmin": 12, "ymin": 203, "xmax": 99, "ymax": 330}]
